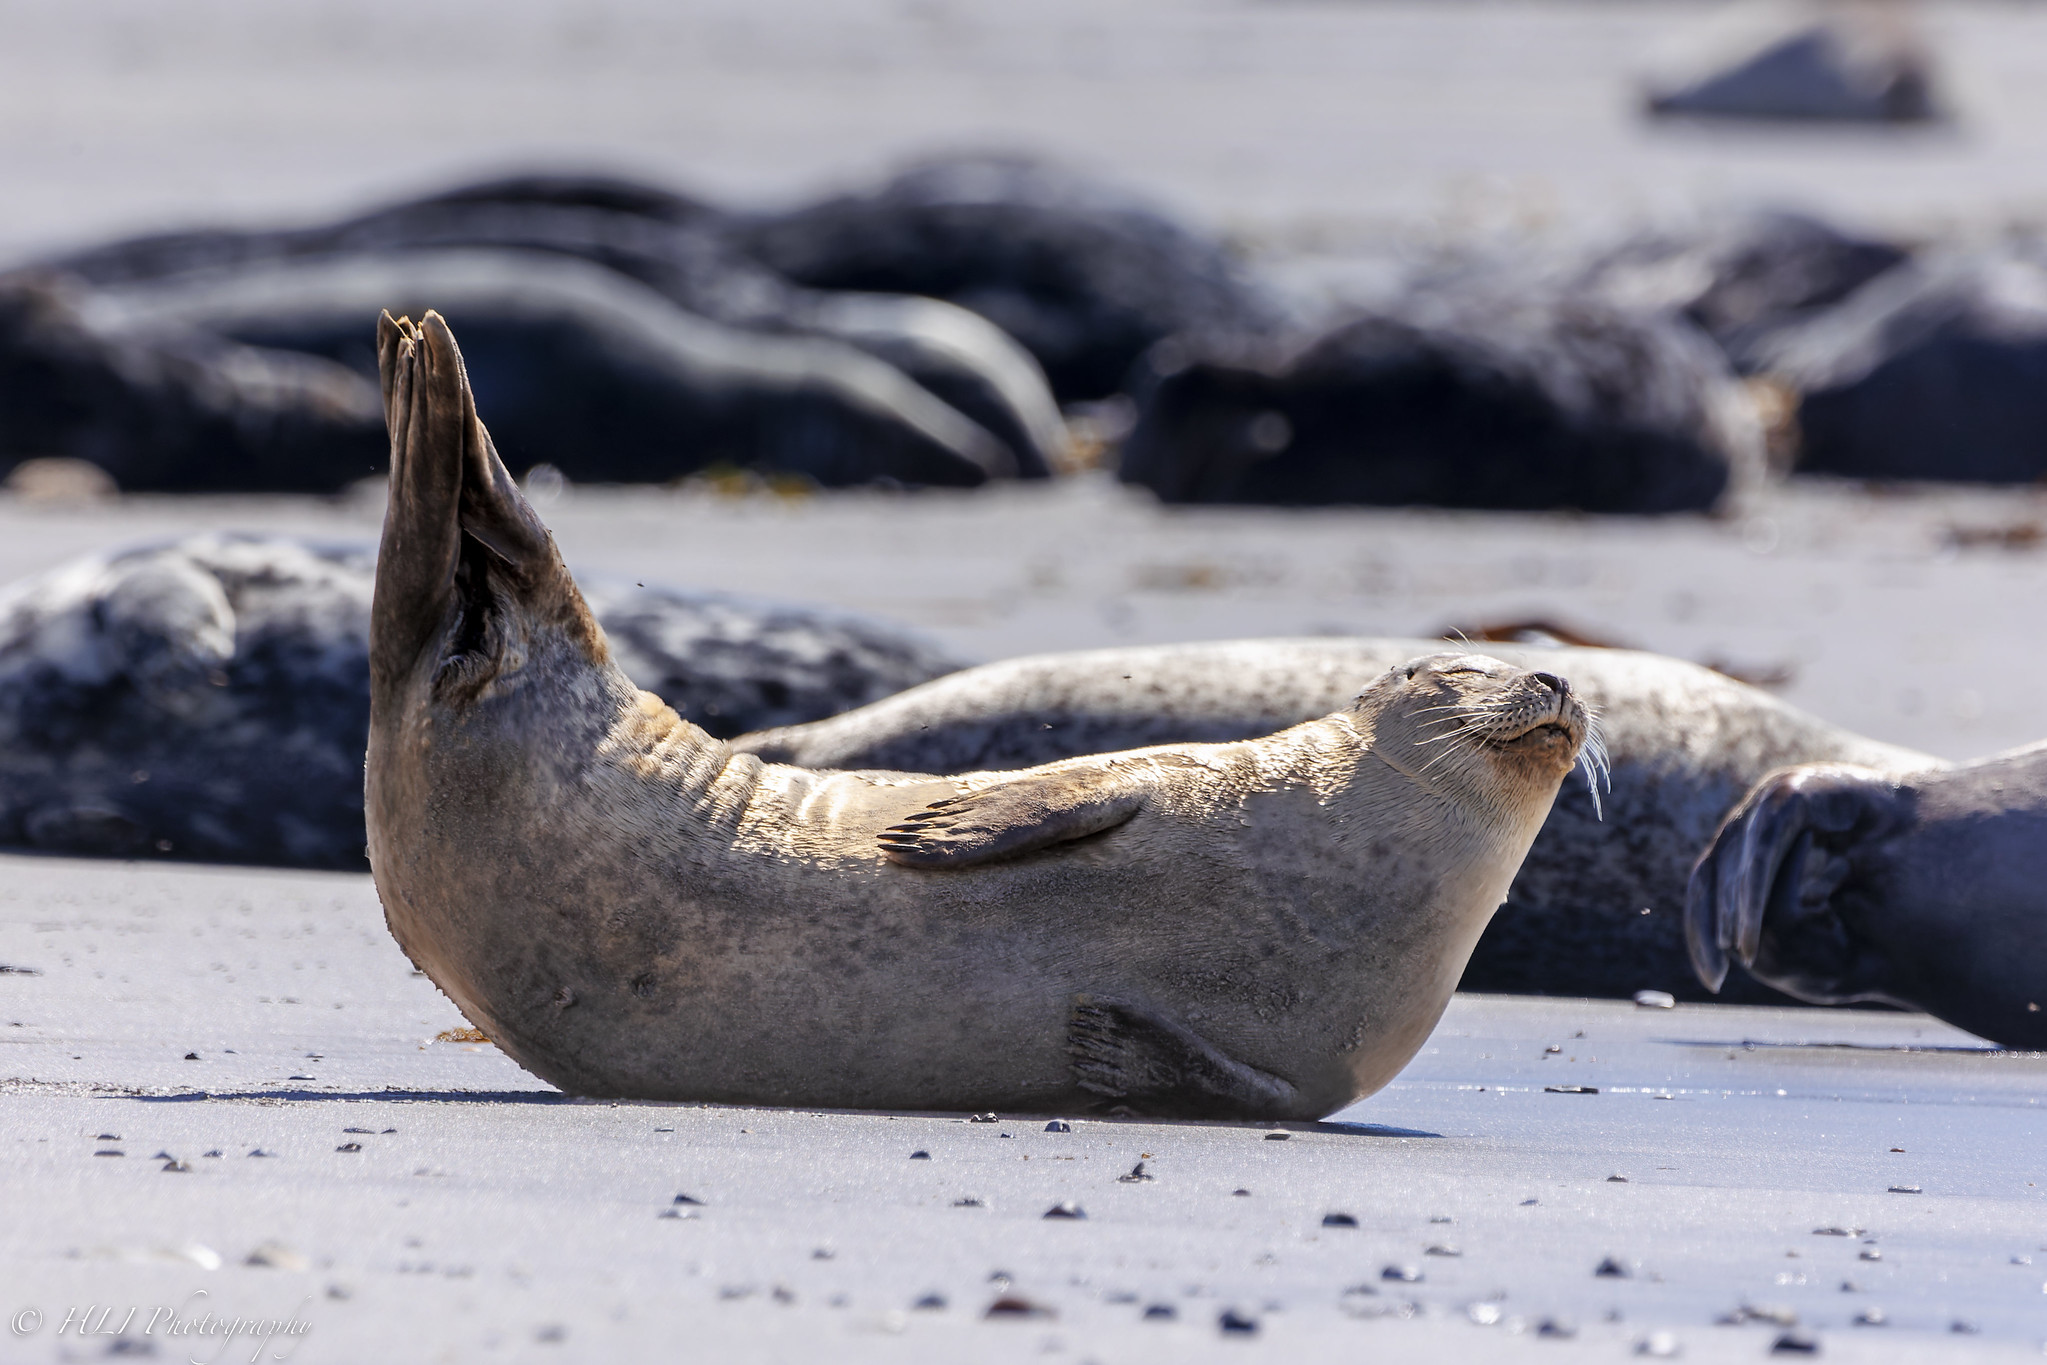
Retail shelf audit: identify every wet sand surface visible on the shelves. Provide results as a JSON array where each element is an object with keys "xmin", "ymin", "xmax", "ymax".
[{"xmin": 1, "ymin": 852, "xmax": 2041, "ymax": 1362}]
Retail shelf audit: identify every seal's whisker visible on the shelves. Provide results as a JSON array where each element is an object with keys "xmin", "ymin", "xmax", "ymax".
[
  {"xmin": 1416, "ymin": 717, "xmax": 1493, "ymax": 746},
  {"xmin": 1415, "ymin": 697, "xmax": 1512, "ymax": 727},
  {"xmin": 1574, "ymin": 709, "xmax": 1610, "ymax": 819},
  {"xmin": 1418, "ymin": 726, "xmax": 1491, "ymax": 773}
]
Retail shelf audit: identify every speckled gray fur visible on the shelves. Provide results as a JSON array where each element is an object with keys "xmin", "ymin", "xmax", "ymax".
[
  {"xmin": 736, "ymin": 641, "xmax": 1938, "ymax": 1003},
  {"xmin": 0, "ymin": 535, "xmax": 954, "ymax": 868}
]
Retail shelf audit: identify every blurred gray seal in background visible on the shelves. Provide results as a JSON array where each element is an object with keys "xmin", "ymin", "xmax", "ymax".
[
  {"xmin": 15, "ymin": 170, "xmax": 1077, "ymax": 489},
  {"xmin": 368, "ymin": 310, "xmax": 1590, "ymax": 1116},
  {"xmin": 735, "ymin": 639, "xmax": 1936, "ymax": 1003},
  {"xmin": 0, "ymin": 534, "xmax": 955, "ymax": 868},
  {"xmin": 1688, "ymin": 750, "xmax": 2047, "ymax": 1049},
  {"xmin": 66, "ymin": 251, "xmax": 1035, "ymax": 489}
]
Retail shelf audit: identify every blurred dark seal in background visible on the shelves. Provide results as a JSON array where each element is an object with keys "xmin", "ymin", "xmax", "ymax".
[
  {"xmin": 1117, "ymin": 288, "xmax": 1763, "ymax": 514},
  {"xmin": 734, "ymin": 154, "xmax": 1279, "ymax": 403}
]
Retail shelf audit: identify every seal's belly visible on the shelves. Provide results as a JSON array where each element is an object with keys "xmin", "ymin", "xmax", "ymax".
[{"xmin": 394, "ymin": 824, "xmax": 1391, "ymax": 1111}]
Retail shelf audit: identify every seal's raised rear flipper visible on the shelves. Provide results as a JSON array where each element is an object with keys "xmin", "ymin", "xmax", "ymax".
[
  {"xmin": 374, "ymin": 311, "xmax": 603, "ymax": 698},
  {"xmin": 1068, "ymin": 997, "xmax": 1300, "ymax": 1120},
  {"xmin": 876, "ymin": 771, "xmax": 1142, "ymax": 868}
]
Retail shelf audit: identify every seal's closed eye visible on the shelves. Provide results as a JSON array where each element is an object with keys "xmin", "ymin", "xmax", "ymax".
[{"xmin": 878, "ymin": 772, "xmax": 1144, "ymax": 868}]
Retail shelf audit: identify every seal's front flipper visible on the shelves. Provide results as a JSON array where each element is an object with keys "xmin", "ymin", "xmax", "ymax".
[
  {"xmin": 1068, "ymin": 997, "xmax": 1301, "ymax": 1120},
  {"xmin": 877, "ymin": 771, "xmax": 1142, "ymax": 868},
  {"xmin": 1685, "ymin": 762, "xmax": 1908, "ymax": 1003}
]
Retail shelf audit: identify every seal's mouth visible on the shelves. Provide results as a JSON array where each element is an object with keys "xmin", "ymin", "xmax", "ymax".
[
  {"xmin": 1485, "ymin": 695, "xmax": 1585, "ymax": 751},
  {"xmin": 1484, "ymin": 696, "xmax": 1609, "ymax": 817},
  {"xmin": 1494, "ymin": 718, "xmax": 1576, "ymax": 748}
]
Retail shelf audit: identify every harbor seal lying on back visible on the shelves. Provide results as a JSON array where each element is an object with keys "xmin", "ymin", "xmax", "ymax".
[
  {"xmin": 736, "ymin": 641, "xmax": 1936, "ymax": 1003},
  {"xmin": 367, "ymin": 311, "xmax": 1589, "ymax": 1116},
  {"xmin": 1688, "ymin": 750, "xmax": 2047, "ymax": 1049}
]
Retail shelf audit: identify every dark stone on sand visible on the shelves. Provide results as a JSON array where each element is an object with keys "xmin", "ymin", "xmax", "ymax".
[
  {"xmin": 735, "ymin": 154, "xmax": 1276, "ymax": 402},
  {"xmin": 1754, "ymin": 254, "xmax": 2047, "ymax": 484},
  {"xmin": 1644, "ymin": 5, "xmax": 1940, "ymax": 124},
  {"xmin": 1217, "ymin": 1308, "xmax": 1259, "ymax": 1335},
  {"xmin": 1322, "ymin": 1213, "xmax": 1358, "ymax": 1228},
  {"xmin": 1119, "ymin": 288, "xmax": 1757, "ymax": 514},
  {"xmin": 1043, "ymin": 1202, "xmax": 1086, "ymax": 1220},
  {"xmin": 0, "ymin": 535, "xmax": 956, "ymax": 869}
]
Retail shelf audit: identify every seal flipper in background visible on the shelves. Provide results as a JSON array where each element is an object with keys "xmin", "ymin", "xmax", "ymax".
[
  {"xmin": 1068, "ymin": 997, "xmax": 1301, "ymax": 1120},
  {"xmin": 876, "ymin": 770, "xmax": 1143, "ymax": 867}
]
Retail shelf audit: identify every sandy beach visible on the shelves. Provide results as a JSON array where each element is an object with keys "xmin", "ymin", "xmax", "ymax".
[{"xmin": 5, "ymin": 2, "xmax": 2047, "ymax": 1359}]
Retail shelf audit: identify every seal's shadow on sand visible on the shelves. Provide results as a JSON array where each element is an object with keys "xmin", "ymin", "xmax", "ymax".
[
  {"xmin": 123, "ymin": 1088, "xmax": 574, "ymax": 1105},
  {"xmin": 1317, "ymin": 1121, "xmax": 1442, "ymax": 1139},
  {"xmin": 115, "ymin": 1091, "xmax": 1445, "ymax": 1135}
]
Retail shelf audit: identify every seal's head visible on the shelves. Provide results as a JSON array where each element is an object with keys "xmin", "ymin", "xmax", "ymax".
[{"xmin": 1354, "ymin": 652, "xmax": 1603, "ymax": 823}]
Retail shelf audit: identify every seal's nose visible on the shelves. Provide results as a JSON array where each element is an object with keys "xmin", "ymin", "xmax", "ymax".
[{"xmin": 1530, "ymin": 671, "xmax": 1570, "ymax": 698}]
